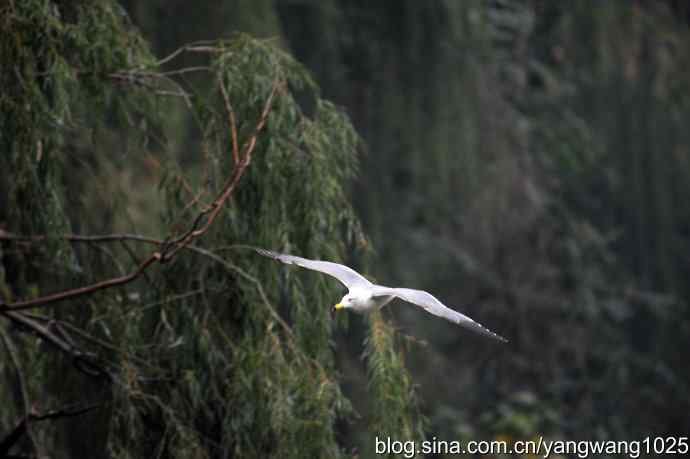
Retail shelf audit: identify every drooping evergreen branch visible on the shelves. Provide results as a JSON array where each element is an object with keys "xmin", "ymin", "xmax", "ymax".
[
  {"xmin": 0, "ymin": 231, "xmax": 329, "ymax": 376},
  {"xmin": 3, "ymin": 14, "xmax": 368, "ymax": 454},
  {"xmin": 0, "ymin": 78, "xmax": 280, "ymax": 313},
  {"xmin": 161, "ymin": 78, "xmax": 281, "ymax": 262}
]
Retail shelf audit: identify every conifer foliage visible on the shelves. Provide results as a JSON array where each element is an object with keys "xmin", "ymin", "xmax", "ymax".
[{"xmin": 0, "ymin": 1, "xmax": 422, "ymax": 457}]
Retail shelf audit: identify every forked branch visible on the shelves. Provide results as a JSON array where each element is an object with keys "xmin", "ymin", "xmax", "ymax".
[{"xmin": 0, "ymin": 77, "xmax": 281, "ymax": 314}]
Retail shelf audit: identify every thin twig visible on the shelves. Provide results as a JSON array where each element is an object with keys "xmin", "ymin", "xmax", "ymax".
[
  {"xmin": 0, "ymin": 402, "xmax": 101, "ymax": 457},
  {"xmin": 0, "ymin": 81, "xmax": 279, "ymax": 313},
  {"xmin": 0, "ymin": 254, "xmax": 159, "ymax": 312},
  {"xmin": 2, "ymin": 311, "xmax": 109, "ymax": 378},
  {"xmin": 238, "ymin": 79, "xmax": 281, "ymax": 166},
  {"xmin": 163, "ymin": 78, "xmax": 281, "ymax": 260},
  {"xmin": 1, "ymin": 231, "xmax": 329, "ymax": 376},
  {"xmin": 129, "ymin": 66, "xmax": 211, "ymax": 77},
  {"xmin": 218, "ymin": 73, "xmax": 240, "ymax": 165},
  {"xmin": 0, "ymin": 328, "xmax": 40, "ymax": 457}
]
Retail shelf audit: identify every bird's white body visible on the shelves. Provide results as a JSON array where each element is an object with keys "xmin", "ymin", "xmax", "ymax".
[
  {"xmin": 341, "ymin": 288, "xmax": 394, "ymax": 313},
  {"xmin": 256, "ymin": 248, "xmax": 507, "ymax": 342}
]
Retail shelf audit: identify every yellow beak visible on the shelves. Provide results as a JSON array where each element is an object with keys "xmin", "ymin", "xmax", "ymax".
[{"xmin": 333, "ymin": 303, "xmax": 344, "ymax": 310}]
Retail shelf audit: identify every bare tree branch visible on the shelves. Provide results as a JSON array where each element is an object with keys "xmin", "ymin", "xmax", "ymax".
[
  {"xmin": 0, "ymin": 254, "xmax": 159, "ymax": 312},
  {"xmin": 0, "ymin": 79, "xmax": 281, "ymax": 314},
  {"xmin": 0, "ymin": 231, "xmax": 333, "ymax": 380},
  {"xmin": 0, "ymin": 403, "xmax": 101, "ymax": 457},
  {"xmin": 2, "ymin": 311, "xmax": 109, "ymax": 378},
  {"xmin": 0, "ymin": 328, "xmax": 39, "ymax": 457},
  {"xmin": 218, "ymin": 73, "xmax": 240, "ymax": 166}
]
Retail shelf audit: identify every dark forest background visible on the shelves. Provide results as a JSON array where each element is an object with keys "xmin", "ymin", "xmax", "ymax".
[{"xmin": 2, "ymin": 1, "xmax": 689, "ymax": 458}]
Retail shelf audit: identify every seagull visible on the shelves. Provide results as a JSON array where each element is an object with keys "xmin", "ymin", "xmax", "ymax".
[{"xmin": 256, "ymin": 249, "xmax": 507, "ymax": 342}]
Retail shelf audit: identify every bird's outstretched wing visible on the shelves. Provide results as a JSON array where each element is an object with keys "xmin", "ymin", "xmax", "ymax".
[
  {"xmin": 371, "ymin": 286, "xmax": 507, "ymax": 342},
  {"xmin": 255, "ymin": 248, "xmax": 372, "ymax": 289}
]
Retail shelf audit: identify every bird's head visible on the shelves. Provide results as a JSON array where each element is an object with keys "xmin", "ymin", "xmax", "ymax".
[{"xmin": 333, "ymin": 293, "xmax": 355, "ymax": 312}]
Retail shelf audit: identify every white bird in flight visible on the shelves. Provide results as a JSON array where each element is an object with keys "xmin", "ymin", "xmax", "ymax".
[{"xmin": 256, "ymin": 249, "xmax": 507, "ymax": 343}]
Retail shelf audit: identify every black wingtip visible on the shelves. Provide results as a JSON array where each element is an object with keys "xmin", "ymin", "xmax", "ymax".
[
  {"xmin": 469, "ymin": 320, "xmax": 506, "ymax": 343},
  {"xmin": 480, "ymin": 326, "xmax": 508, "ymax": 343},
  {"xmin": 486, "ymin": 331, "xmax": 508, "ymax": 343},
  {"xmin": 255, "ymin": 248, "xmax": 277, "ymax": 258}
]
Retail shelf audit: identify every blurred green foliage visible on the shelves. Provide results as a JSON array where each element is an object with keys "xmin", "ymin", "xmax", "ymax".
[
  {"xmin": 1, "ymin": 1, "xmax": 422, "ymax": 458},
  {"xmin": 275, "ymin": 0, "xmax": 690, "ymax": 450},
  {"xmin": 2, "ymin": 0, "xmax": 690, "ymax": 458}
]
